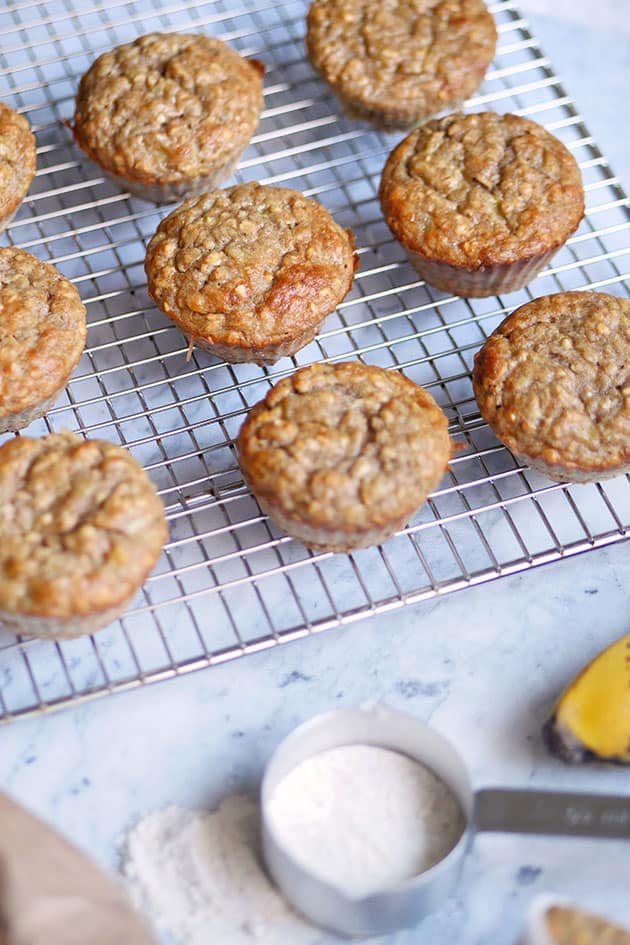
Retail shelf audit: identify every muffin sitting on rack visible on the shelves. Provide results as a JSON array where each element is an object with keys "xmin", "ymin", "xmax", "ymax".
[
  {"xmin": 0, "ymin": 431, "xmax": 168, "ymax": 640},
  {"xmin": 380, "ymin": 112, "xmax": 584, "ymax": 297},
  {"xmin": 145, "ymin": 182, "xmax": 357, "ymax": 365},
  {"xmin": 0, "ymin": 247, "xmax": 86, "ymax": 433},
  {"xmin": 0, "ymin": 101, "xmax": 36, "ymax": 233},
  {"xmin": 473, "ymin": 291, "xmax": 630, "ymax": 483},
  {"xmin": 238, "ymin": 361, "xmax": 452, "ymax": 551},
  {"xmin": 306, "ymin": 0, "xmax": 497, "ymax": 130},
  {"xmin": 72, "ymin": 32, "xmax": 264, "ymax": 203}
]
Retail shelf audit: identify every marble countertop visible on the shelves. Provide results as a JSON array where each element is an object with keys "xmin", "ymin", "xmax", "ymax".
[{"xmin": 1, "ymin": 4, "xmax": 629, "ymax": 945}]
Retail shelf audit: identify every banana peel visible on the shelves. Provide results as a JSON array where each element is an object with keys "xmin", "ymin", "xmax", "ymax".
[{"xmin": 543, "ymin": 632, "xmax": 630, "ymax": 764}]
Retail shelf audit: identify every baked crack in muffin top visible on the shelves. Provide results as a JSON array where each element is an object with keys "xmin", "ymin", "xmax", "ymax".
[
  {"xmin": 0, "ymin": 432, "xmax": 167, "ymax": 620},
  {"xmin": 238, "ymin": 361, "xmax": 451, "ymax": 538},
  {"xmin": 473, "ymin": 292, "xmax": 630, "ymax": 480},
  {"xmin": 145, "ymin": 183, "xmax": 357, "ymax": 362},
  {"xmin": 0, "ymin": 247, "xmax": 86, "ymax": 424},
  {"xmin": 306, "ymin": 0, "xmax": 497, "ymax": 128},
  {"xmin": 380, "ymin": 112, "xmax": 584, "ymax": 268},
  {"xmin": 73, "ymin": 32, "xmax": 264, "ymax": 188},
  {"xmin": 0, "ymin": 101, "xmax": 36, "ymax": 224}
]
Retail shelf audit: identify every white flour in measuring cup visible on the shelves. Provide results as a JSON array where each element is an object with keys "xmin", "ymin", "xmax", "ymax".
[{"xmin": 266, "ymin": 743, "xmax": 465, "ymax": 898}]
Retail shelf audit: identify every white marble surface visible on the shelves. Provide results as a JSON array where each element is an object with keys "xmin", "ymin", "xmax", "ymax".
[
  {"xmin": 520, "ymin": 0, "xmax": 630, "ymax": 33},
  {"xmin": 1, "ymin": 4, "xmax": 630, "ymax": 945}
]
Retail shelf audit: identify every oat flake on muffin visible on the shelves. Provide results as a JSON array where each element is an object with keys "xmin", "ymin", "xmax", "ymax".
[
  {"xmin": 306, "ymin": 0, "xmax": 497, "ymax": 130},
  {"xmin": 145, "ymin": 182, "xmax": 357, "ymax": 365},
  {"xmin": 0, "ymin": 100, "xmax": 36, "ymax": 233},
  {"xmin": 72, "ymin": 32, "xmax": 264, "ymax": 203},
  {"xmin": 0, "ymin": 431, "xmax": 168, "ymax": 640},
  {"xmin": 0, "ymin": 247, "xmax": 86, "ymax": 434},
  {"xmin": 237, "ymin": 361, "xmax": 452, "ymax": 551},
  {"xmin": 380, "ymin": 112, "xmax": 584, "ymax": 297},
  {"xmin": 473, "ymin": 292, "xmax": 630, "ymax": 483}
]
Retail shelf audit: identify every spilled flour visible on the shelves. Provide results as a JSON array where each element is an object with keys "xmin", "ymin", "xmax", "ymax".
[{"xmin": 122, "ymin": 795, "xmax": 320, "ymax": 945}]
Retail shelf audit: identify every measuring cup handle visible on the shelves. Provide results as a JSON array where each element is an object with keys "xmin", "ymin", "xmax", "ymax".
[{"xmin": 474, "ymin": 788, "xmax": 630, "ymax": 839}]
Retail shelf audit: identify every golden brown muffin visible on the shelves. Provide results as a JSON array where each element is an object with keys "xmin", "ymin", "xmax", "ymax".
[
  {"xmin": 0, "ymin": 247, "xmax": 87, "ymax": 434},
  {"xmin": 473, "ymin": 292, "xmax": 630, "ymax": 483},
  {"xmin": 0, "ymin": 432, "xmax": 168, "ymax": 639},
  {"xmin": 237, "ymin": 361, "xmax": 451, "ymax": 551},
  {"xmin": 145, "ymin": 182, "xmax": 357, "ymax": 365},
  {"xmin": 380, "ymin": 112, "xmax": 584, "ymax": 297},
  {"xmin": 0, "ymin": 101, "xmax": 36, "ymax": 232},
  {"xmin": 72, "ymin": 32, "xmax": 264, "ymax": 203},
  {"xmin": 306, "ymin": 0, "xmax": 497, "ymax": 130}
]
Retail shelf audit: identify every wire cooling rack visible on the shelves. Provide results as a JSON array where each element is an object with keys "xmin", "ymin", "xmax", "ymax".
[{"xmin": 0, "ymin": 0, "xmax": 628, "ymax": 722}]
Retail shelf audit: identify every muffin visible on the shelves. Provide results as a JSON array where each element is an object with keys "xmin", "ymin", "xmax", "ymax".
[
  {"xmin": 145, "ymin": 182, "xmax": 357, "ymax": 365},
  {"xmin": 473, "ymin": 292, "xmax": 630, "ymax": 483},
  {"xmin": 0, "ymin": 431, "xmax": 168, "ymax": 639},
  {"xmin": 237, "ymin": 361, "xmax": 451, "ymax": 551},
  {"xmin": 0, "ymin": 247, "xmax": 87, "ymax": 433},
  {"xmin": 0, "ymin": 101, "xmax": 36, "ymax": 232},
  {"xmin": 72, "ymin": 32, "xmax": 264, "ymax": 203},
  {"xmin": 306, "ymin": 0, "xmax": 497, "ymax": 130},
  {"xmin": 380, "ymin": 112, "xmax": 584, "ymax": 297}
]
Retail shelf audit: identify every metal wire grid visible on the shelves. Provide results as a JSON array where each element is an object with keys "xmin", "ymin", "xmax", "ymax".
[{"xmin": 0, "ymin": 0, "xmax": 628, "ymax": 722}]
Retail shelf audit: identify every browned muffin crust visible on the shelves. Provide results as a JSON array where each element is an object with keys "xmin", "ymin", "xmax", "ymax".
[
  {"xmin": 306, "ymin": 0, "xmax": 497, "ymax": 130},
  {"xmin": 0, "ymin": 432, "xmax": 168, "ymax": 639},
  {"xmin": 473, "ymin": 292, "xmax": 630, "ymax": 482},
  {"xmin": 73, "ymin": 32, "xmax": 264, "ymax": 202},
  {"xmin": 380, "ymin": 112, "xmax": 584, "ymax": 296},
  {"xmin": 145, "ymin": 182, "xmax": 357, "ymax": 365},
  {"xmin": 237, "ymin": 361, "xmax": 451, "ymax": 551},
  {"xmin": 0, "ymin": 247, "xmax": 87, "ymax": 434},
  {"xmin": 0, "ymin": 101, "xmax": 36, "ymax": 230}
]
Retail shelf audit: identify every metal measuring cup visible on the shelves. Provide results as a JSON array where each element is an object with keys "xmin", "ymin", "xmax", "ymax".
[{"xmin": 260, "ymin": 704, "xmax": 630, "ymax": 938}]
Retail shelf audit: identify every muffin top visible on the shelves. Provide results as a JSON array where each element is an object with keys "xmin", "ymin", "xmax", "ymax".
[
  {"xmin": 0, "ymin": 432, "xmax": 167, "ymax": 619},
  {"xmin": 73, "ymin": 32, "xmax": 264, "ymax": 186},
  {"xmin": 380, "ymin": 112, "xmax": 584, "ymax": 268},
  {"xmin": 238, "ymin": 361, "xmax": 451, "ymax": 532},
  {"xmin": 0, "ymin": 247, "xmax": 86, "ymax": 422},
  {"xmin": 473, "ymin": 292, "xmax": 630, "ymax": 475},
  {"xmin": 145, "ymin": 182, "xmax": 357, "ymax": 349},
  {"xmin": 306, "ymin": 0, "xmax": 497, "ymax": 128},
  {"xmin": 0, "ymin": 101, "xmax": 36, "ymax": 221}
]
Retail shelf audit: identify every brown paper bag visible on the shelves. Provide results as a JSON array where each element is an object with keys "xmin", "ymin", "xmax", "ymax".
[{"xmin": 0, "ymin": 792, "xmax": 155, "ymax": 945}]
